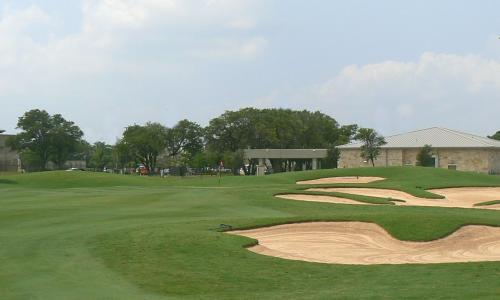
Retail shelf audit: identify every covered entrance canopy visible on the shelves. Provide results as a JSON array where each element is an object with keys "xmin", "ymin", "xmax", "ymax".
[{"xmin": 244, "ymin": 149, "xmax": 328, "ymax": 175}]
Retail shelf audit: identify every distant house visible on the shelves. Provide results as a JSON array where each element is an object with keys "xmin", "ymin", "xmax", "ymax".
[
  {"xmin": 0, "ymin": 134, "xmax": 20, "ymax": 172},
  {"xmin": 338, "ymin": 127, "xmax": 500, "ymax": 174}
]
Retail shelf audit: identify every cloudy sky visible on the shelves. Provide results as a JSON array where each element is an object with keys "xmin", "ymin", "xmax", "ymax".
[{"xmin": 1, "ymin": 0, "xmax": 499, "ymax": 143}]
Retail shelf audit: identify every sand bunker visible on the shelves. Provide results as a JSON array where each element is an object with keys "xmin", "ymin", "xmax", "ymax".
[
  {"xmin": 304, "ymin": 187, "xmax": 500, "ymax": 210},
  {"xmin": 229, "ymin": 222, "xmax": 500, "ymax": 265},
  {"xmin": 430, "ymin": 187, "xmax": 500, "ymax": 209},
  {"xmin": 296, "ymin": 176, "xmax": 385, "ymax": 185},
  {"xmin": 276, "ymin": 194, "xmax": 374, "ymax": 205}
]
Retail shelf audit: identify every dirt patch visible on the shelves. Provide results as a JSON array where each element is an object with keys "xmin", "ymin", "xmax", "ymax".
[
  {"xmin": 296, "ymin": 176, "xmax": 385, "ymax": 185},
  {"xmin": 306, "ymin": 187, "xmax": 500, "ymax": 210},
  {"xmin": 276, "ymin": 194, "xmax": 374, "ymax": 205},
  {"xmin": 229, "ymin": 222, "xmax": 500, "ymax": 265}
]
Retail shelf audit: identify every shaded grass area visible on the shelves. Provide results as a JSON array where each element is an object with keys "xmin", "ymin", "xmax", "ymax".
[
  {"xmin": 475, "ymin": 200, "xmax": 500, "ymax": 207},
  {"xmin": 2, "ymin": 167, "xmax": 500, "ymax": 299},
  {"xmin": 0, "ymin": 179, "xmax": 16, "ymax": 184}
]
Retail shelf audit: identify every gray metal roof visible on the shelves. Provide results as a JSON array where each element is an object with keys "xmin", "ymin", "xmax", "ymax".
[{"xmin": 338, "ymin": 127, "xmax": 500, "ymax": 149}]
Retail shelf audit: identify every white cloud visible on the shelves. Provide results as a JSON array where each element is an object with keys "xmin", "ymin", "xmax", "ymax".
[
  {"xmin": 0, "ymin": 5, "xmax": 51, "ymax": 33},
  {"xmin": 0, "ymin": 1, "xmax": 268, "ymax": 141},
  {"xmin": 256, "ymin": 52, "xmax": 500, "ymax": 136},
  {"xmin": 82, "ymin": 0, "xmax": 259, "ymax": 32},
  {"xmin": 191, "ymin": 36, "xmax": 267, "ymax": 59}
]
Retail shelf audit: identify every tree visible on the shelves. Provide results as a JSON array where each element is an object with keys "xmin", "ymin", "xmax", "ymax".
[
  {"xmin": 204, "ymin": 108, "xmax": 354, "ymax": 173},
  {"xmin": 338, "ymin": 124, "xmax": 359, "ymax": 145},
  {"xmin": 121, "ymin": 122, "xmax": 168, "ymax": 173},
  {"xmin": 222, "ymin": 150, "xmax": 244, "ymax": 175},
  {"xmin": 165, "ymin": 119, "xmax": 204, "ymax": 159},
  {"xmin": 70, "ymin": 140, "xmax": 92, "ymax": 167},
  {"xmin": 0, "ymin": 129, "xmax": 5, "ymax": 133},
  {"xmin": 488, "ymin": 131, "xmax": 500, "ymax": 141},
  {"xmin": 89, "ymin": 142, "xmax": 113, "ymax": 170},
  {"xmin": 7, "ymin": 109, "xmax": 83, "ymax": 170},
  {"xmin": 324, "ymin": 124, "xmax": 359, "ymax": 168},
  {"xmin": 113, "ymin": 139, "xmax": 133, "ymax": 170},
  {"xmin": 355, "ymin": 128, "xmax": 386, "ymax": 167},
  {"xmin": 48, "ymin": 114, "xmax": 84, "ymax": 169},
  {"xmin": 416, "ymin": 144, "xmax": 435, "ymax": 167},
  {"xmin": 323, "ymin": 147, "xmax": 341, "ymax": 169}
]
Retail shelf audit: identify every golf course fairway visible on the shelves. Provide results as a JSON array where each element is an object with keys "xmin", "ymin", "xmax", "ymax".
[{"xmin": 2, "ymin": 167, "xmax": 500, "ymax": 299}]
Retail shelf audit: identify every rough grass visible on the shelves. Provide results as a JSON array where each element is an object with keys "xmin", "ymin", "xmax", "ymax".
[
  {"xmin": 474, "ymin": 200, "xmax": 500, "ymax": 207},
  {"xmin": 2, "ymin": 167, "xmax": 500, "ymax": 299},
  {"xmin": 278, "ymin": 190, "xmax": 399, "ymax": 205}
]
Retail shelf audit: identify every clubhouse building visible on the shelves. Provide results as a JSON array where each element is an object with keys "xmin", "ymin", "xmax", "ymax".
[{"xmin": 338, "ymin": 127, "xmax": 500, "ymax": 174}]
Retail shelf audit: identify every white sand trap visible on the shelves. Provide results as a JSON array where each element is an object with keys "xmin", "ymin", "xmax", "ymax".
[
  {"xmin": 429, "ymin": 187, "xmax": 500, "ymax": 209},
  {"xmin": 276, "ymin": 194, "xmax": 374, "ymax": 205},
  {"xmin": 296, "ymin": 176, "xmax": 385, "ymax": 185},
  {"xmin": 229, "ymin": 222, "xmax": 500, "ymax": 265},
  {"xmin": 306, "ymin": 187, "xmax": 500, "ymax": 210}
]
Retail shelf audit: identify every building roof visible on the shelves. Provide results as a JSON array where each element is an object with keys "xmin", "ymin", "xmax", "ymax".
[{"xmin": 338, "ymin": 127, "xmax": 500, "ymax": 149}]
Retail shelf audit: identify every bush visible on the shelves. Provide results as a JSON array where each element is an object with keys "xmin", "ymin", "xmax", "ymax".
[{"xmin": 416, "ymin": 144, "xmax": 435, "ymax": 167}]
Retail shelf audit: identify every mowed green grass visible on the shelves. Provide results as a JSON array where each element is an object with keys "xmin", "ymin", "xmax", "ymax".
[{"xmin": 1, "ymin": 167, "xmax": 500, "ymax": 299}]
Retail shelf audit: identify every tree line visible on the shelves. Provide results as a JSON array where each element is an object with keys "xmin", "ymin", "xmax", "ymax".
[{"xmin": 6, "ymin": 108, "xmax": 390, "ymax": 174}]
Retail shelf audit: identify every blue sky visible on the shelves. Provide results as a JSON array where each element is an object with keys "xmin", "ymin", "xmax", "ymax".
[{"xmin": 1, "ymin": 0, "xmax": 499, "ymax": 142}]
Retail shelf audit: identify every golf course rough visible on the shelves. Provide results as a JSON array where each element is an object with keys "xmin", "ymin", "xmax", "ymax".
[
  {"xmin": 3, "ymin": 167, "xmax": 500, "ymax": 299},
  {"xmin": 296, "ymin": 176, "xmax": 385, "ymax": 185}
]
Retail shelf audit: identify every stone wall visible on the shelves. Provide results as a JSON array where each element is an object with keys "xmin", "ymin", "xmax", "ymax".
[
  {"xmin": 338, "ymin": 149, "xmax": 404, "ymax": 168},
  {"xmin": 490, "ymin": 150, "xmax": 500, "ymax": 175},
  {"xmin": 0, "ymin": 135, "xmax": 19, "ymax": 172},
  {"xmin": 402, "ymin": 149, "xmax": 420, "ymax": 166},
  {"xmin": 338, "ymin": 149, "xmax": 367, "ymax": 168},
  {"xmin": 339, "ymin": 147, "xmax": 499, "ymax": 173},
  {"xmin": 436, "ymin": 148, "xmax": 490, "ymax": 173},
  {"xmin": 384, "ymin": 149, "xmax": 403, "ymax": 167}
]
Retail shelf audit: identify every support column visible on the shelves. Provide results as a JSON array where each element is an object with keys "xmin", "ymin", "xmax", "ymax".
[
  {"xmin": 257, "ymin": 158, "xmax": 266, "ymax": 176},
  {"xmin": 312, "ymin": 158, "xmax": 318, "ymax": 170}
]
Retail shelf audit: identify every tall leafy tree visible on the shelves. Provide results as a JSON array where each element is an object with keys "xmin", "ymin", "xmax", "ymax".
[
  {"xmin": 89, "ymin": 142, "xmax": 113, "ymax": 170},
  {"xmin": 70, "ymin": 140, "xmax": 92, "ymax": 166},
  {"xmin": 355, "ymin": 128, "xmax": 387, "ymax": 167},
  {"xmin": 121, "ymin": 122, "xmax": 167, "ymax": 173},
  {"xmin": 7, "ymin": 110, "xmax": 52, "ymax": 170},
  {"xmin": 205, "ymin": 108, "xmax": 259, "ymax": 152},
  {"xmin": 7, "ymin": 109, "xmax": 83, "ymax": 170},
  {"xmin": 204, "ymin": 108, "xmax": 354, "ymax": 173},
  {"xmin": 165, "ymin": 119, "xmax": 204, "ymax": 159},
  {"xmin": 48, "ymin": 114, "xmax": 84, "ymax": 169},
  {"xmin": 113, "ymin": 139, "xmax": 133, "ymax": 170},
  {"xmin": 338, "ymin": 124, "xmax": 359, "ymax": 145}
]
